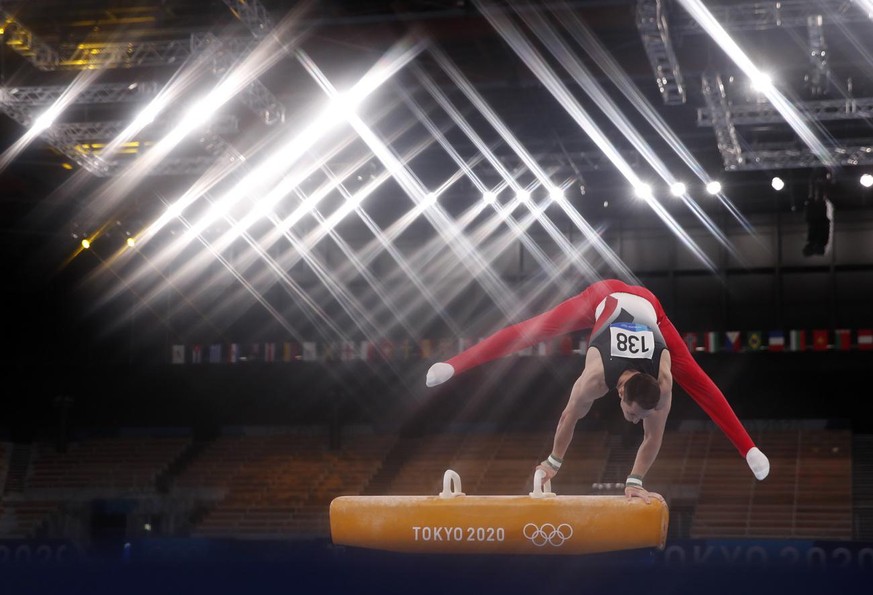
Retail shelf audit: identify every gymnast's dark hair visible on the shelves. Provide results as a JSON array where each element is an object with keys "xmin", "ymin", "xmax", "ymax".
[{"xmin": 624, "ymin": 373, "xmax": 660, "ymax": 410}]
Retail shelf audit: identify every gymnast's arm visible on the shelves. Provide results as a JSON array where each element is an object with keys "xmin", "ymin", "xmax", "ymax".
[
  {"xmin": 626, "ymin": 351, "xmax": 673, "ymax": 503},
  {"xmin": 536, "ymin": 347, "xmax": 608, "ymax": 483}
]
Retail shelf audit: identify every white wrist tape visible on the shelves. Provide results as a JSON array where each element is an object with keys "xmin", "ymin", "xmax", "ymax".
[
  {"xmin": 547, "ymin": 455, "xmax": 563, "ymax": 469},
  {"xmin": 625, "ymin": 476, "xmax": 643, "ymax": 488}
]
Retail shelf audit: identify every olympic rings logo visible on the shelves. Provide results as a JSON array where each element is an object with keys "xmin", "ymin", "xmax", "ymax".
[{"xmin": 522, "ymin": 523, "xmax": 574, "ymax": 547}]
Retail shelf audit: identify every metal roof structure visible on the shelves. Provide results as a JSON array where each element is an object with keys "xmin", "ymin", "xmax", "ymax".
[
  {"xmin": 1, "ymin": 0, "xmax": 873, "ymax": 361},
  {"xmin": 2, "ymin": 0, "xmax": 873, "ymax": 266}
]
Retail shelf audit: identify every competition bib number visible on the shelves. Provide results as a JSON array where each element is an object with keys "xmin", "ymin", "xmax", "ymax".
[{"xmin": 609, "ymin": 323, "xmax": 655, "ymax": 360}]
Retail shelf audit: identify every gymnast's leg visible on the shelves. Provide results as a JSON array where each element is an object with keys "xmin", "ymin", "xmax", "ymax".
[
  {"xmin": 427, "ymin": 279, "xmax": 626, "ymax": 386},
  {"xmin": 655, "ymin": 313, "xmax": 769, "ymax": 479}
]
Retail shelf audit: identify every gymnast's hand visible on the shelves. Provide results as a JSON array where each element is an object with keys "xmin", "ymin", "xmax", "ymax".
[
  {"xmin": 535, "ymin": 461, "xmax": 558, "ymax": 485},
  {"xmin": 624, "ymin": 484, "xmax": 664, "ymax": 505}
]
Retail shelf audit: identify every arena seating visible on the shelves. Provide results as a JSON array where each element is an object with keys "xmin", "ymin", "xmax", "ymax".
[
  {"xmin": 690, "ymin": 428, "xmax": 853, "ymax": 540},
  {"xmin": 178, "ymin": 430, "xmax": 395, "ymax": 538},
  {"xmin": 25, "ymin": 435, "xmax": 191, "ymax": 495},
  {"xmin": 0, "ymin": 425, "xmax": 858, "ymax": 542},
  {"xmin": 0, "ymin": 435, "xmax": 190, "ymax": 539}
]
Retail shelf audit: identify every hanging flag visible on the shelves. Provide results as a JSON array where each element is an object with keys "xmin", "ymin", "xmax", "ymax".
[
  {"xmin": 745, "ymin": 331, "xmax": 763, "ymax": 351},
  {"xmin": 400, "ymin": 339, "xmax": 415, "ymax": 361},
  {"xmin": 458, "ymin": 337, "xmax": 473, "ymax": 353},
  {"xmin": 340, "ymin": 341, "xmax": 358, "ymax": 361},
  {"xmin": 724, "ymin": 331, "xmax": 741, "ymax": 352},
  {"xmin": 322, "ymin": 342, "xmax": 337, "ymax": 361},
  {"xmin": 192, "ymin": 344, "xmax": 202, "ymax": 364},
  {"xmin": 264, "ymin": 342, "xmax": 276, "ymax": 363},
  {"xmin": 437, "ymin": 338, "xmax": 454, "ymax": 358},
  {"xmin": 229, "ymin": 343, "xmax": 240, "ymax": 363},
  {"xmin": 704, "ymin": 331, "xmax": 719, "ymax": 353},
  {"xmin": 537, "ymin": 338, "xmax": 554, "ymax": 357},
  {"xmin": 171, "ymin": 345, "xmax": 185, "ymax": 364},
  {"xmin": 518, "ymin": 344, "xmax": 534, "ymax": 357},
  {"xmin": 835, "ymin": 329, "xmax": 851, "ymax": 351},
  {"xmin": 576, "ymin": 336, "xmax": 589, "ymax": 354},
  {"xmin": 558, "ymin": 335, "xmax": 574, "ymax": 355},
  {"xmin": 282, "ymin": 341, "xmax": 297, "ymax": 362},
  {"xmin": 682, "ymin": 332, "xmax": 698, "ymax": 352},
  {"xmin": 358, "ymin": 341, "xmax": 374, "ymax": 361},
  {"xmin": 789, "ymin": 330, "xmax": 806, "ymax": 352},
  {"xmin": 378, "ymin": 338, "xmax": 395, "ymax": 361},
  {"xmin": 419, "ymin": 339, "xmax": 433, "ymax": 359},
  {"xmin": 767, "ymin": 330, "xmax": 785, "ymax": 352},
  {"xmin": 302, "ymin": 341, "xmax": 318, "ymax": 361},
  {"xmin": 858, "ymin": 329, "xmax": 873, "ymax": 351},
  {"xmin": 812, "ymin": 329, "xmax": 829, "ymax": 351},
  {"xmin": 247, "ymin": 343, "xmax": 260, "ymax": 362},
  {"xmin": 209, "ymin": 344, "xmax": 222, "ymax": 363}
]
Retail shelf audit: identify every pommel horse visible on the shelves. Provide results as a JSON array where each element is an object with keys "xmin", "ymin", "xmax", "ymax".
[{"xmin": 330, "ymin": 469, "xmax": 668, "ymax": 555}]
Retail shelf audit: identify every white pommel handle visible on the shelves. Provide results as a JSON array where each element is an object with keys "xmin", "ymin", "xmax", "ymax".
[
  {"xmin": 529, "ymin": 469, "xmax": 556, "ymax": 498},
  {"xmin": 439, "ymin": 469, "xmax": 465, "ymax": 498}
]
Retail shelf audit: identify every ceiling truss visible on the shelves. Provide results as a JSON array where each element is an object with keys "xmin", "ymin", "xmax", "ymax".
[
  {"xmin": 0, "ymin": 0, "xmax": 283, "ymax": 177},
  {"xmin": 639, "ymin": 0, "xmax": 873, "ymax": 171}
]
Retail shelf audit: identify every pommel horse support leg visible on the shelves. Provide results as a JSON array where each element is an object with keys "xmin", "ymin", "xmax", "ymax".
[{"xmin": 330, "ymin": 470, "xmax": 669, "ymax": 555}]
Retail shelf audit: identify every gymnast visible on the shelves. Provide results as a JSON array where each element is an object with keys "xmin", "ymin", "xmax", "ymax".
[{"xmin": 426, "ymin": 279, "xmax": 770, "ymax": 501}]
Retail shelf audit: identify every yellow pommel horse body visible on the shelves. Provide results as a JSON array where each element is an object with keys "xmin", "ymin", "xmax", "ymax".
[{"xmin": 330, "ymin": 470, "xmax": 669, "ymax": 555}]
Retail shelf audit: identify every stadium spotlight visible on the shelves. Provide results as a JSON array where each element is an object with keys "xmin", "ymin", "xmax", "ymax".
[
  {"xmin": 634, "ymin": 183, "xmax": 652, "ymax": 200},
  {"xmin": 861, "ymin": 174, "xmax": 873, "ymax": 188},
  {"xmin": 669, "ymin": 182, "xmax": 686, "ymax": 197},
  {"xmin": 750, "ymin": 72, "xmax": 773, "ymax": 94},
  {"xmin": 705, "ymin": 181, "xmax": 722, "ymax": 195},
  {"xmin": 771, "ymin": 176, "xmax": 785, "ymax": 191}
]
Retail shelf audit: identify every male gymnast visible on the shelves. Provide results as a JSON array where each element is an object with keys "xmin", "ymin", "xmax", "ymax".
[{"xmin": 426, "ymin": 279, "xmax": 770, "ymax": 500}]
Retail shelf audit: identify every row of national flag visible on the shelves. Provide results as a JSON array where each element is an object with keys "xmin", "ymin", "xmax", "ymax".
[
  {"xmin": 170, "ymin": 328, "xmax": 873, "ymax": 364},
  {"xmin": 683, "ymin": 329, "xmax": 873, "ymax": 353},
  {"xmin": 170, "ymin": 336, "xmax": 584, "ymax": 365}
]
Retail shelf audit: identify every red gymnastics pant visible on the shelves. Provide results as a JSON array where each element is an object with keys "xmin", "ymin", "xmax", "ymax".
[{"xmin": 445, "ymin": 279, "xmax": 756, "ymax": 457}]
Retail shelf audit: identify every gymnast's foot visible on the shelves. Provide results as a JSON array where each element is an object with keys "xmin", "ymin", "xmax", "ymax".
[
  {"xmin": 426, "ymin": 362, "xmax": 455, "ymax": 387},
  {"xmin": 746, "ymin": 447, "xmax": 770, "ymax": 480}
]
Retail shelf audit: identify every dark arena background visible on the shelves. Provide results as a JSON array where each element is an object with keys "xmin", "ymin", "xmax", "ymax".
[{"xmin": 1, "ymin": 1, "xmax": 873, "ymax": 594}]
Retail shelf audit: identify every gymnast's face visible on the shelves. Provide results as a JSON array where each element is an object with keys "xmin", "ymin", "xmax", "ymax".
[
  {"xmin": 620, "ymin": 398, "xmax": 651, "ymax": 424},
  {"xmin": 617, "ymin": 378, "xmax": 654, "ymax": 424}
]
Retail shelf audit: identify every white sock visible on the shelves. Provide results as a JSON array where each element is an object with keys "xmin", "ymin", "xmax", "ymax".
[
  {"xmin": 746, "ymin": 447, "xmax": 770, "ymax": 480},
  {"xmin": 426, "ymin": 362, "xmax": 455, "ymax": 387}
]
